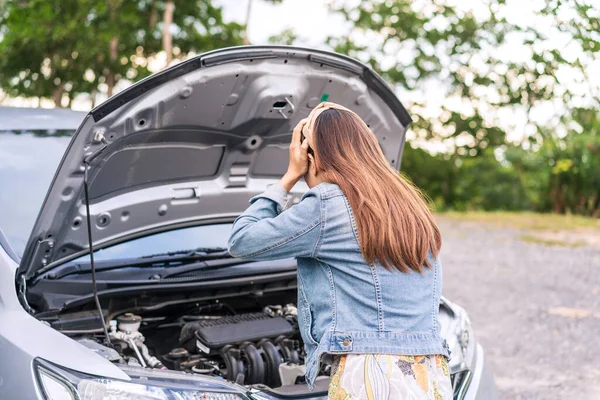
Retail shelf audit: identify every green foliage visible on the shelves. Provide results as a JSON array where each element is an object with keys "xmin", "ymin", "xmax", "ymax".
[
  {"xmin": 327, "ymin": 0, "xmax": 598, "ymax": 153},
  {"xmin": 268, "ymin": 28, "xmax": 298, "ymax": 45},
  {"xmin": 402, "ymin": 144, "xmax": 529, "ymax": 212},
  {"xmin": 506, "ymin": 108, "xmax": 600, "ymax": 215},
  {"xmin": 402, "ymin": 126, "xmax": 600, "ymax": 216},
  {"xmin": 0, "ymin": 0, "xmax": 244, "ymax": 106},
  {"xmin": 329, "ymin": 0, "xmax": 599, "ymax": 216},
  {"xmin": 542, "ymin": 0, "xmax": 600, "ymax": 54},
  {"xmin": 0, "ymin": 0, "xmax": 99, "ymax": 104}
]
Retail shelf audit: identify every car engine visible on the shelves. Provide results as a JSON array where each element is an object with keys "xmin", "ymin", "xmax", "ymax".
[{"xmin": 78, "ymin": 303, "xmax": 312, "ymax": 388}]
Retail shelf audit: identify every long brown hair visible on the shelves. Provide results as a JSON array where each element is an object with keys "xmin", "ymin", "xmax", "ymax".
[{"xmin": 311, "ymin": 107, "xmax": 441, "ymax": 273}]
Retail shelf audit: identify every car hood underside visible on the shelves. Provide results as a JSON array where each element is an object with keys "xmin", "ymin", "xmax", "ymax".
[{"xmin": 17, "ymin": 45, "xmax": 411, "ymax": 281}]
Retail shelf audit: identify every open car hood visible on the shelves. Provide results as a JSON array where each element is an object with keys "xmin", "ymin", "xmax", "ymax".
[{"xmin": 18, "ymin": 45, "xmax": 411, "ymax": 280}]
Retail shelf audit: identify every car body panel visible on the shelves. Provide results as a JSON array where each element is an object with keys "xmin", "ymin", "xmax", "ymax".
[
  {"xmin": 0, "ymin": 247, "xmax": 130, "ymax": 400},
  {"xmin": 0, "ymin": 106, "xmax": 86, "ymax": 131},
  {"xmin": 468, "ymin": 344, "xmax": 498, "ymax": 400}
]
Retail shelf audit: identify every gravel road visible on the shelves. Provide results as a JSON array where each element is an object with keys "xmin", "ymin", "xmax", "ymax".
[{"xmin": 437, "ymin": 217, "xmax": 600, "ymax": 400}]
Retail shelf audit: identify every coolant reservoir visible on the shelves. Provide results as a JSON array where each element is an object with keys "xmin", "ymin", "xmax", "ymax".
[{"xmin": 117, "ymin": 313, "xmax": 142, "ymax": 333}]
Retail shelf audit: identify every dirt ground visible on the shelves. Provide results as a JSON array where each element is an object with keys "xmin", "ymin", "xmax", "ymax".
[{"xmin": 437, "ymin": 216, "xmax": 600, "ymax": 400}]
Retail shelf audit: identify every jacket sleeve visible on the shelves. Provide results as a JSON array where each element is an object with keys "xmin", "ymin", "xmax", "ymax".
[{"xmin": 227, "ymin": 184, "xmax": 322, "ymax": 261}]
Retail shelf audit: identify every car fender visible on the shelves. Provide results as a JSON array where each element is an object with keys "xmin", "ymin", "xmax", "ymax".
[{"xmin": 0, "ymin": 247, "xmax": 129, "ymax": 399}]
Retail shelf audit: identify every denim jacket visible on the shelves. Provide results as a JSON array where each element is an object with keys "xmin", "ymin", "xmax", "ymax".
[{"xmin": 228, "ymin": 182, "xmax": 449, "ymax": 388}]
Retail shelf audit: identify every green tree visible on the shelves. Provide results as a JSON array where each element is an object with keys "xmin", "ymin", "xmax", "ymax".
[
  {"xmin": 506, "ymin": 108, "xmax": 600, "ymax": 216},
  {"xmin": 328, "ymin": 0, "xmax": 599, "ymax": 215},
  {"xmin": 0, "ymin": 1, "xmax": 98, "ymax": 105},
  {"xmin": 0, "ymin": 0, "xmax": 244, "ymax": 107},
  {"xmin": 327, "ymin": 0, "xmax": 595, "ymax": 153}
]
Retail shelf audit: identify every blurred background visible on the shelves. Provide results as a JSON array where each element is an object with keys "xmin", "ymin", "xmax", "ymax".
[
  {"xmin": 0, "ymin": 1, "xmax": 599, "ymax": 399},
  {"xmin": 0, "ymin": 0, "xmax": 598, "ymax": 217}
]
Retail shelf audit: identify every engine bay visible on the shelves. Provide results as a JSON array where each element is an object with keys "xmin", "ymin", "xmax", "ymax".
[
  {"xmin": 32, "ymin": 266, "xmax": 466, "ymax": 395},
  {"xmin": 71, "ymin": 302, "xmax": 322, "ymax": 389},
  {"xmin": 31, "ymin": 271, "xmax": 469, "ymax": 398}
]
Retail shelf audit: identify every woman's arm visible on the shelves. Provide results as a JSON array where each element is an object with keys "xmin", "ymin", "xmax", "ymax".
[
  {"xmin": 227, "ymin": 184, "xmax": 322, "ymax": 260},
  {"xmin": 228, "ymin": 117, "xmax": 320, "ymax": 260}
]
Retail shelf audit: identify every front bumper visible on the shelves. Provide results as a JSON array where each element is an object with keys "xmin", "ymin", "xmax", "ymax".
[{"xmin": 457, "ymin": 343, "xmax": 497, "ymax": 400}]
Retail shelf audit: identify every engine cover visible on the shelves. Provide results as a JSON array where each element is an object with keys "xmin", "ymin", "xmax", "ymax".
[{"xmin": 180, "ymin": 312, "xmax": 294, "ymax": 350}]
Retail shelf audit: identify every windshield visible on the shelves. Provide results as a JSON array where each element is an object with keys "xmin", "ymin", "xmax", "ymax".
[
  {"xmin": 0, "ymin": 129, "xmax": 74, "ymax": 256},
  {"xmin": 74, "ymin": 223, "xmax": 234, "ymax": 263}
]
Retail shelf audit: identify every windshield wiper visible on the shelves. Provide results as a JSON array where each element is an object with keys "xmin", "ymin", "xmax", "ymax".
[
  {"xmin": 155, "ymin": 258, "xmax": 256, "ymax": 280},
  {"xmin": 44, "ymin": 247, "xmax": 232, "ymax": 280},
  {"xmin": 139, "ymin": 247, "xmax": 229, "ymax": 259}
]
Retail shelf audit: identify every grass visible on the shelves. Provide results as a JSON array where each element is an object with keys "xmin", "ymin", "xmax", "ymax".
[
  {"xmin": 437, "ymin": 211, "xmax": 599, "ymax": 248},
  {"xmin": 437, "ymin": 211, "xmax": 599, "ymax": 231},
  {"xmin": 518, "ymin": 234, "xmax": 585, "ymax": 248}
]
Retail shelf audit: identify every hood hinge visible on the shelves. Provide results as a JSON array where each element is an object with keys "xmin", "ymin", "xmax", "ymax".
[{"xmin": 18, "ymin": 274, "xmax": 34, "ymax": 314}]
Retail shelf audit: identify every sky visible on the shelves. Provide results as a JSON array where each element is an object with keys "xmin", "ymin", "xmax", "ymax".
[{"xmin": 217, "ymin": 0, "xmax": 349, "ymax": 47}]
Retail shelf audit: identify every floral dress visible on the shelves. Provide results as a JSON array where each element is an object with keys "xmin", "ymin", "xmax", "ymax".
[{"xmin": 328, "ymin": 354, "xmax": 453, "ymax": 400}]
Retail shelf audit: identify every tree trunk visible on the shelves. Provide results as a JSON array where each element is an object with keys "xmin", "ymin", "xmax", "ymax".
[
  {"xmin": 162, "ymin": 1, "xmax": 174, "ymax": 66},
  {"xmin": 107, "ymin": 36, "xmax": 119, "ymax": 97},
  {"xmin": 52, "ymin": 86, "xmax": 64, "ymax": 108},
  {"xmin": 149, "ymin": 0, "xmax": 158, "ymax": 30},
  {"xmin": 90, "ymin": 89, "xmax": 97, "ymax": 108},
  {"xmin": 107, "ymin": 72, "xmax": 115, "ymax": 98},
  {"xmin": 242, "ymin": 0, "xmax": 253, "ymax": 45},
  {"xmin": 106, "ymin": 0, "xmax": 120, "ymax": 98}
]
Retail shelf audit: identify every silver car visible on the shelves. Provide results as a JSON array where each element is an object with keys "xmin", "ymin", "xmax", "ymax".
[{"xmin": 0, "ymin": 46, "xmax": 496, "ymax": 400}]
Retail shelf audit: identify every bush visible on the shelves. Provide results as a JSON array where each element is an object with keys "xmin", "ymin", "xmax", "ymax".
[
  {"xmin": 507, "ymin": 132, "xmax": 600, "ymax": 216},
  {"xmin": 401, "ymin": 131, "xmax": 600, "ymax": 217}
]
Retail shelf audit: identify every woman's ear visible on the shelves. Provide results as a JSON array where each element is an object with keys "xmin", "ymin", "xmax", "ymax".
[{"xmin": 308, "ymin": 154, "xmax": 317, "ymax": 176}]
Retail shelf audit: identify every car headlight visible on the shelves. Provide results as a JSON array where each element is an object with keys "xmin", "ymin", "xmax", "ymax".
[
  {"xmin": 458, "ymin": 309, "xmax": 476, "ymax": 368},
  {"xmin": 249, "ymin": 391, "xmax": 327, "ymax": 400},
  {"xmin": 35, "ymin": 359, "xmax": 247, "ymax": 400},
  {"xmin": 446, "ymin": 305, "xmax": 477, "ymax": 399}
]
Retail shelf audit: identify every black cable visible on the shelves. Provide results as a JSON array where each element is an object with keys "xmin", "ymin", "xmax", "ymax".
[{"xmin": 83, "ymin": 158, "xmax": 111, "ymax": 347}]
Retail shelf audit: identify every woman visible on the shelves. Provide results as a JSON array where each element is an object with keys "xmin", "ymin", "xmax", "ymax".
[{"xmin": 228, "ymin": 102, "xmax": 452, "ymax": 399}]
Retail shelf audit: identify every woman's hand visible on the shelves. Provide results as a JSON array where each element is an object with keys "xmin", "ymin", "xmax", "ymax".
[{"xmin": 279, "ymin": 118, "xmax": 309, "ymax": 192}]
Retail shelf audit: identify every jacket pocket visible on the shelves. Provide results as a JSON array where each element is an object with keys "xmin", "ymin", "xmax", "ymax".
[{"xmin": 297, "ymin": 283, "xmax": 319, "ymax": 346}]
